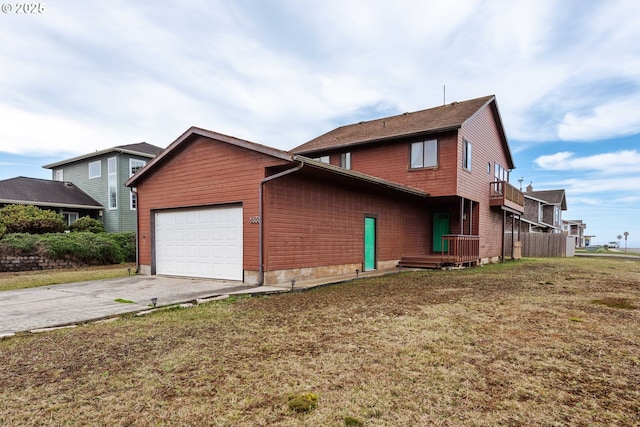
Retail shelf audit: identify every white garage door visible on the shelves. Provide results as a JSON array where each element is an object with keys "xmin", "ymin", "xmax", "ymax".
[{"xmin": 155, "ymin": 206, "xmax": 243, "ymax": 280}]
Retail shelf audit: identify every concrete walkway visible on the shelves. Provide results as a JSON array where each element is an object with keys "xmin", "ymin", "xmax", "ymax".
[{"xmin": 0, "ymin": 269, "xmax": 401, "ymax": 337}]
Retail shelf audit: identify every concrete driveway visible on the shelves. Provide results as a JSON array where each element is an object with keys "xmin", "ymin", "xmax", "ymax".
[{"xmin": 0, "ymin": 275, "xmax": 284, "ymax": 336}]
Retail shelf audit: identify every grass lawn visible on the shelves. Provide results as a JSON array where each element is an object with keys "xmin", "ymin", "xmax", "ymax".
[
  {"xmin": 1, "ymin": 257, "xmax": 639, "ymax": 426},
  {"xmin": 0, "ymin": 263, "xmax": 136, "ymax": 292}
]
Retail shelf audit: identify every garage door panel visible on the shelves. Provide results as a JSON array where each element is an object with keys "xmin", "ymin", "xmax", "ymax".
[{"xmin": 155, "ymin": 206, "xmax": 243, "ymax": 280}]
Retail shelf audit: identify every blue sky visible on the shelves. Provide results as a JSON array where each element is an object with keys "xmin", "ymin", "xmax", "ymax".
[{"xmin": 1, "ymin": 0, "xmax": 639, "ymax": 247}]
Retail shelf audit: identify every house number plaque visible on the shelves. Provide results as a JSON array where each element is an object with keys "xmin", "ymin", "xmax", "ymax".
[{"xmin": 249, "ymin": 216, "xmax": 261, "ymax": 224}]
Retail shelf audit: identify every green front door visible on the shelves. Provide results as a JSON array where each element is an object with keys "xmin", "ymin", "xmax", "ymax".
[
  {"xmin": 364, "ymin": 217, "xmax": 376, "ymax": 271},
  {"xmin": 433, "ymin": 212, "xmax": 450, "ymax": 252}
]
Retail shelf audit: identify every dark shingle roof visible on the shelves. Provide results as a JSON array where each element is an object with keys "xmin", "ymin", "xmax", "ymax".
[
  {"xmin": 43, "ymin": 142, "xmax": 164, "ymax": 169},
  {"xmin": 526, "ymin": 189, "xmax": 567, "ymax": 210},
  {"xmin": 115, "ymin": 142, "xmax": 164, "ymax": 156},
  {"xmin": 0, "ymin": 177, "xmax": 102, "ymax": 209},
  {"xmin": 292, "ymin": 95, "xmax": 496, "ymax": 155}
]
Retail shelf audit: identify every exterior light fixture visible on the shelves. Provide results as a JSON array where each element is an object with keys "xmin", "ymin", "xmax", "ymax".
[{"xmin": 151, "ymin": 297, "xmax": 158, "ymax": 307}]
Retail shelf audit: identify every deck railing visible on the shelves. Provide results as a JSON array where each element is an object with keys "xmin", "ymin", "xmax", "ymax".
[
  {"xmin": 441, "ymin": 234, "xmax": 480, "ymax": 265},
  {"xmin": 489, "ymin": 181, "xmax": 525, "ymax": 212}
]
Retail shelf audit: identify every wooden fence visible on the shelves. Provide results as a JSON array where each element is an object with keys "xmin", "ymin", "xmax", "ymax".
[{"xmin": 505, "ymin": 232, "xmax": 576, "ymax": 258}]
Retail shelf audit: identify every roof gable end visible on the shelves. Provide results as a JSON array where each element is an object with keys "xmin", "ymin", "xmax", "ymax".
[{"xmin": 126, "ymin": 127, "xmax": 292, "ymax": 187}]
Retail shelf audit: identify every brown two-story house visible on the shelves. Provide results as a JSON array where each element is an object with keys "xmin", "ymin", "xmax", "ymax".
[{"xmin": 127, "ymin": 95, "xmax": 524, "ymax": 285}]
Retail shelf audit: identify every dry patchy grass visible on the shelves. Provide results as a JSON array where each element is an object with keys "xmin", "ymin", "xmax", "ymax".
[
  {"xmin": 1, "ymin": 257, "xmax": 639, "ymax": 426},
  {"xmin": 0, "ymin": 263, "xmax": 135, "ymax": 292}
]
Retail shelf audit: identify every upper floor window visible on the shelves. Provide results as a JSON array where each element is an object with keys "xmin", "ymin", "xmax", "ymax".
[
  {"xmin": 54, "ymin": 169, "xmax": 63, "ymax": 181},
  {"xmin": 89, "ymin": 160, "xmax": 101, "ymax": 179},
  {"xmin": 410, "ymin": 140, "xmax": 437, "ymax": 169},
  {"xmin": 314, "ymin": 155, "xmax": 330, "ymax": 164},
  {"xmin": 130, "ymin": 159, "xmax": 146, "ymax": 210},
  {"xmin": 494, "ymin": 163, "xmax": 509, "ymax": 182},
  {"xmin": 108, "ymin": 157, "xmax": 117, "ymax": 210},
  {"xmin": 340, "ymin": 152, "xmax": 351, "ymax": 170},
  {"xmin": 463, "ymin": 140, "xmax": 472, "ymax": 171}
]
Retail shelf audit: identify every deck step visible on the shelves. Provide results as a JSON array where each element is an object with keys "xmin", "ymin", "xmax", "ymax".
[{"xmin": 397, "ymin": 256, "xmax": 443, "ymax": 269}]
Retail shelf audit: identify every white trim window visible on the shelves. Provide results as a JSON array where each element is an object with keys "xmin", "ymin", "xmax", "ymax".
[
  {"xmin": 463, "ymin": 139, "xmax": 472, "ymax": 171},
  {"xmin": 314, "ymin": 155, "xmax": 330, "ymax": 164},
  {"xmin": 89, "ymin": 160, "xmax": 101, "ymax": 179},
  {"xmin": 108, "ymin": 157, "xmax": 117, "ymax": 210},
  {"xmin": 410, "ymin": 140, "xmax": 437, "ymax": 169},
  {"xmin": 54, "ymin": 169, "xmax": 63, "ymax": 181},
  {"xmin": 340, "ymin": 152, "xmax": 351, "ymax": 169},
  {"xmin": 63, "ymin": 212, "xmax": 79, "ymax": 226},
  {"xmin": 129, "ymin": 159, "xmax": 146, "ymax": 210}
]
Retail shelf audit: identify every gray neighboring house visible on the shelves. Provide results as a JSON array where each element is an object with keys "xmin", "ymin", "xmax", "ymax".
[
  {"xmin": 563, "ymin": 219, "xmax": 587, "ymax": 248},
  {"xmin": 43, "ymin": 143, "xmax": 164, "ymax": 233},
  {"xmin": 521, "ymin": 184, "xmax": 567, "ymax": 233},
  {"xmin": 0, "ymin": 177, "xmax": 102, "ymax": 226}
]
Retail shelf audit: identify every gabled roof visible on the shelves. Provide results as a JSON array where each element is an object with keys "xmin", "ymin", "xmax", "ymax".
[
  {"xmin": 126, "ymin": 127, "xmax": 292, "ymax": 187},
  {"xmin": 292, "ymin": 95, "xmax": 514, "ymax": 168},
  {"xmin": 0, "ymin": 177, "xmax": 102, "ymax": 210},
  {"xmin": 43, "ymin": 142, "xmax": 164, "ymax": 169},
  {"xmin": 526, "ymin": 189, "xmax": 567, "ymax": 210},
  {"xmin": 126, "ymin": 127, "xmax": 430, "ymax": 199}
]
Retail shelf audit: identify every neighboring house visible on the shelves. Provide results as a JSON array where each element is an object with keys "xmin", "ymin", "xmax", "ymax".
[
  {"xmin": 0, "ymin": 177, "xmax": 102, "ymax": 226},
  {"xmin": 126, "ymin": 95, "xmax": 525, "ymax": 285},
  {"xmin": 563, "ymin": 219, "xmax": 587, "ymax": 248},
  {"xmin": 521, "ymin": 184, "xmax": 567, "ymax": 233},
  {"xmin": 584, "ymin": 235, "xmax": 595, "ymax": 247},
  {"xmin": 43, "ymin": 143, "xmax": 163, "ymax": 233}
]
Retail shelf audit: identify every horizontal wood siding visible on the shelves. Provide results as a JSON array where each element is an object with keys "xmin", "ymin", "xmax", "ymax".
[
  {"xmin": 324, "ymin": 131, "xmax": 459, "ymax": 197},
  {"xmin": 459, "ymin": 105, "xmax": 513, "ymax": 260},
  {"xmin": 135, "ymin": 136, "xmax": 286, "ymax": 270},
  {"xmin": 264, "ymin": 174, "xmax": 430, "ymax": 270}
]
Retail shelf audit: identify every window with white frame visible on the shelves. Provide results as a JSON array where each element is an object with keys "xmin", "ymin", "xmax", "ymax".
[
  {"xmin": 63, "ymin": 212, "xmax": 79, "ymax": 226},
  {"xmin": 463, "ymin": 139, "xmax": 472, "ymax": 171},
  {"xmin": 54, "ymin": 169, "xmax": 63, "ymax": 181},
  {"xmin": 494, "ymin": 163, "xmax": 509, "ymax": 182},
  {"xmin": 89, "ymin": 160, "xmax": 101, "ymax": 179},
  {"xmin": 129, "ymin": 159, "xmax": 146, "ymax": 210},
  {"xmin": 313, "ymin": 155, "xmax": 330, "ymax": 164},
  {"xmin": 410, "ymin": 140, "xmax": 437, "ymax": 169},
  {"xmin": 340, "ymin": 152, "xmax": 351, "ymax": 169},
  {"xmin": 108, "ymin": 157, "xmax": 117, "ymax": 210}
]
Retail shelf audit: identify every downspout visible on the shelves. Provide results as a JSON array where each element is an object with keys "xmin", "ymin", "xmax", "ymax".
[
  {"xmin": 256, "ymin": 161, "xmax": 304, "ymax": 286},
  {"xmin": 132, "ymin": 187, "xmax": 140, "ymax": 274}
]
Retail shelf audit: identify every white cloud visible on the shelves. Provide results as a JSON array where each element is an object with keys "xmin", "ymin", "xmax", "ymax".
[
  {"xmin": 1, "ymin": 0, "xmax": 640, "ymax": 156},
  {"xmin": 558, "ymin": 95, "xmax": 640, "ymax": 141},
  {"xmin": 534, "ymin": 150, "xmax": 640, "ymax": 174}
]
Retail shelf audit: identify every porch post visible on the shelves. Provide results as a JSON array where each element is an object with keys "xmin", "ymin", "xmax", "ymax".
[{"xmin": 460, "ymin": 197, "xmax": 465, "ymax": 235}]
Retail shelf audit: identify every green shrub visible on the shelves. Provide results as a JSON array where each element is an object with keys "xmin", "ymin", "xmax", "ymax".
[
  {"xmin": 0, "ymin": 233, "xmax": 41, "ymax": 254},
  {"xmin": 106, "ymin": 232, "xmax": 136, "ymax": 262},
  {"xmin": 70, "ymin": 216, "xmax": 105, "ymax": 233},
  {"xmin": 0, "ymin": 231, "xmax": 134, "ymax": 264},
  {"xmin": 40, "ymin": 232, "xmax": 122, "ymax": 264},
  {"xmin": 0, "ymin": 205, "xmax": 66, "ymax": 234},
  {"xmin": 0, "ymin": 222, "xmax": 6, "ymax": 239}
]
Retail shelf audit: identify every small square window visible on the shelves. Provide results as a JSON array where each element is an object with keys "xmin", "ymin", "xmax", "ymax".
[{"xmin": 89, "ymin": 161, "xmax": 101, "ymax": 179}]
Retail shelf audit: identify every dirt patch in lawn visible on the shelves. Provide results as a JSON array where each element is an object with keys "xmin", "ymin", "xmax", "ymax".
[{"xmin": 1, "ymin": 257, "xmax": 639, "ymax": 426}]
